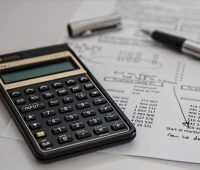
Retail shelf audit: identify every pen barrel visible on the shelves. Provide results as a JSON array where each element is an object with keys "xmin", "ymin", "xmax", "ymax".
[
  {"xmin": 181, "ymin": 40, "xmax": 200, "ymax": 58},
  {"xmin": 152, "ymin": 31, "xmax": 185, "ymax": 50}
]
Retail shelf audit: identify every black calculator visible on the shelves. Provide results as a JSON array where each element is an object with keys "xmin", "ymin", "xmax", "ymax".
[{"xmin": 0, "ymin": 44, "xmax": 136, "ymax": 160}]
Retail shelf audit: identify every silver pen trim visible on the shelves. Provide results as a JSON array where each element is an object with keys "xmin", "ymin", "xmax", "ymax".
[{"xmin": 181, "ymin": 40, "xmax": 200, "ymax": 58}]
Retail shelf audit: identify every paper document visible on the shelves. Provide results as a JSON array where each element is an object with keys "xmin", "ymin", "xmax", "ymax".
[
  {"xmin": 2, "ymin": 0, "xmax": 200, "ymax": 164},
  {"xmin": 60, "ymin": 0, "xmax": 200, "ymax": 163}
]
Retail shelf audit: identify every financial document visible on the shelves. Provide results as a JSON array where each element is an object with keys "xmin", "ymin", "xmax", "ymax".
[
  {"xmin": 61, "ymin": 0, "xmax": 200, "ymax": 163},
  {"xmin": 2, "ymin": 0, "xmax": 200, "ymax": 164}
]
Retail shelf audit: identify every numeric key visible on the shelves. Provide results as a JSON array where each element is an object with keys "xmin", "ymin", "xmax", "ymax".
[
  {"xmin": 59, "ymin": 106, "xmax": 73, "ymax": 113},
  {"xmin": 47, "ymin": 118, "xmax": 61, "ymax": 126},
  {"xmin": 41, "ymin": 110, "xmax": 56, "ymax": 118},
  {"xmin": 76, "ymin": 102, "xmax": 90, "ymax": 110},
  {"xmin": 52, "ymin": 126, "xmax": 67, "ymax": 135},
  {"xmin": 105, "ymin": 113, "xmax": 119, "ymax": 122},
  {"xmin": 94, "ymin": 126, "xmax": 109, "ymax": 135},
  {"xmin": 88, "ymin": 118, "xmax": 102, "ymax": 126},
  {"xmin": 65, "ymin": 114, "xmax": 79, "ymax": 122},
  {"xmin": 76, "ymin": 130, "xmax": 91, "ymax": 139},
  {"xmin": 111, "ymin": 121, "xmax": 126, "ymax": 131},
  {"xmin": 82, "ymin": 110, "xmax": 96, "ymax": 118},
  {"xmin": 57, "ymin": 134, "xmax": 73, "ymax": 144},
  {"xmin": 70, "ymin": 122, "xmax": 85, "ymax": 130}
]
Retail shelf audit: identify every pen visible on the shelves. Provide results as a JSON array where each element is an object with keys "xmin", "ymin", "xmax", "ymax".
[
  {"xmin": 141, "ymin": 29, "xmax": 200, "ymax": 59},
  {"xmin": 67, "ymin": 13, "xmax": 121, "ymax": 37}
]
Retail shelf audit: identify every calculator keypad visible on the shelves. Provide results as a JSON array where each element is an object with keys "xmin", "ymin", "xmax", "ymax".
[{"xmin": 8, "ymin": 74, "xmax": 129, "ymax": 151}]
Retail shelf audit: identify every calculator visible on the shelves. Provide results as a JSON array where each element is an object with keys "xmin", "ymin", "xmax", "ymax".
[{"xmin": 0, "ymin": 44, "xmax": 136, "ymax": 160}]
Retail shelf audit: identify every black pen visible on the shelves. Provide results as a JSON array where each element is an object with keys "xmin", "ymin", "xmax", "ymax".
[{"xmin": 141, "ymin": 29, "xmax": 200, "ymax": 59}]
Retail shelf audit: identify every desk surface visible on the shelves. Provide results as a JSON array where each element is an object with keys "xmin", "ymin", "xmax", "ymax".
[{"xmin": 0, "ymin": 1, "xmax": 199, "ymax": 170}]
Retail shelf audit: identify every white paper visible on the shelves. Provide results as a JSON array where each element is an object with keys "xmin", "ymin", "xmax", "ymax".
[
  {"xmin": 1, "ymin": 2, "xmax": 190, "ymax": 169},
  {"xmin": 60, "ymin": 0, "xmax": 200, "ymax": 163},
  {"xmin": 2, "ymin": 0, "xmax": 200, "ymax": 164},
  {"xmin": 2, "ymin": 120, "xmax": 23, "ymax": 141}
]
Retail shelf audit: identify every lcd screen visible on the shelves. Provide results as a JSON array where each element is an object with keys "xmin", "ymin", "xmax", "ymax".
[{"xmin": 1, "ymin": 59, "xmax": 78, "ymax": 84}]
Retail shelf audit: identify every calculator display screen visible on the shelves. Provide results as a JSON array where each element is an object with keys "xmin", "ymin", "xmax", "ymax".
[{"xmin": 1, "ymin": 59, "xmax": 78, "ymax": 84}]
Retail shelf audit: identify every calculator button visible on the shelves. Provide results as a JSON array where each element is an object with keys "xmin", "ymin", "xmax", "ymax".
[
  {"xmin": 79, "ymin": 76, "xmax": 89, "ymax": 83},
  {"xmin": 99, "ymin": 105, "xmax": 113, "ymax": 113},
  {"xmin": 63, "ymin": 96, "xmax": 73, "ymax": 103},
  {"xmin": 94, "ymin": 126, "xmax": 109, "ymax": 135},
  {"xmin": 70, "ymin": 122, "xmax": 85, "ymax": 130},
  {"xmin": 10, "ymin": 91, "xmax": 21, "ymax": 97},
  {"xmin": 76, "ymin": 93, "xmax": 87, "ymax": 100},
  {"xmin": 35, "ymin": 131, "xmax": 46, "ymax": 139},
  {"xmin": 57, "ymin": 134, "xmax": 73, "ymax": 144},
  {"xmin": 40, "ymin": 141, "xmax": 52, "ymax": 149},
  {"xmin": 65, "ymin": 114, "xmax": 79, "ymax": 122},
  {"xmin": 29, "ymin": 95, "xmax": 40, "ymax": 102},
  {"xmin": 47, "ymin": 118, "xmax": 61, "ymax": 126},
  {"xmin": 43, "ymin": 91, "xmax": 54, "ymax": 99},
  {"xmin": 24, "ymin": 88, "xmax": 35, "ymax": 95},
  {"xmin": 93, "ymin": 97, "xmax": 107, "ymax": 105},
  {"xmin": 20, "ymin": 103, "xmax": 45, "ymax": 113},
  {"xmin": 70, "ymin": 85, "xmax": 82, "ymax": 93},
  {"xmin": 90, "ymin": 90, "xmax": 100, "ymax": 97},
  {"xmin": 52, "ymin": 82, "xmax": 63, "ymax": 89},
  {"xmin": 111, "ymin": 121, "xmax": 126, "ymax": 131},
  {"xmin": 84, "ymin": 83, "xmax": 95, "ymax": 90},
  {"xmin": 24, "ymin": 114, "xmax": 35, "ymax": 121},
  {"xmin": 105, "ymin": 113, "xmax": 119, "ymax": 122},
  {"xmin": 49, "ymin": 99, "xmax": 60, "ymax": 107},
  {"xmin": 76, "ymin": 102, "xmax": 90, "ymax": 110},
  {"xmin": 59, "ymin": 106, "xmax": 73, "ymax": 113},
  {"xmin": 76, "ymin": 130, "xmax": 91, "ymax": 139},
  {"xmin": 66, "ymin": 79, "xmax": 76, "ymax": 86},
  {"xmin": 30, "ymin": 122, "xmax": 41, "ymax": 130},
  {"xmin": 57, "ymin": 88, "xmax": 68, "ymax": 96},
  {"xmin": 88, "ymin": 118, "xmax": 102, "ymax": 126},
  {"xmin": 52, "ymin": 126, "xmax": 67, "ymax": 135},
  {"xmin": 41, "ymin": 110, "xmax": 56, "ymax": 118},
  {"xmin": 82, "ymin": 110, "xmax": 96, "ymax": 118},
  {"xmin": 38, "ymin": 85, "xmax": 49, "ymax": 92},
  {"xmin": 15, "ymin": 98, "xmax": 26, "ymax": 105}
]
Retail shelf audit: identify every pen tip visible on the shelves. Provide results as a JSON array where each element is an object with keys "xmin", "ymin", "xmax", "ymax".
[{"xmin": 141, "ymin": 28, "xmax": 153, "ymax": 36}]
